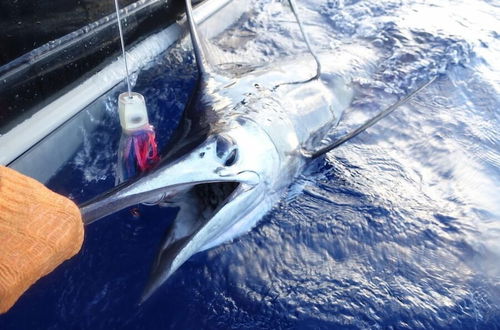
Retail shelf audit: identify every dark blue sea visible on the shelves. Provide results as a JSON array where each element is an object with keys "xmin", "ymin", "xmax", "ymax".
[{"xmin": 1, "ymin": 0, "xmax": 499, "ymax": 328}]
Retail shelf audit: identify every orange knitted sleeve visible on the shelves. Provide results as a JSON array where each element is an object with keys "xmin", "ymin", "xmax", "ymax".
[{"xmin": 0, "ymin": 166, "xmax": 84, "ymax": 314}]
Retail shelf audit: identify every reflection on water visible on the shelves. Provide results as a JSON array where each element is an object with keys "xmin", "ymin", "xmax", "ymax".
[{"xmin": 1, "ymin": 0, "xmax": 499, "ymax": 328}]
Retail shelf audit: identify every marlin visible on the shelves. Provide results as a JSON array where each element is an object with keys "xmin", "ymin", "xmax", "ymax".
[{"xmin": 80, "ymin": 0, "xmax": 434, "ymax": 302}]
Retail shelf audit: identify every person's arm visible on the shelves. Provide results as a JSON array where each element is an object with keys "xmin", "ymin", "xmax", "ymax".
[{"xmin": 0, "ymin": 166, "xmax": 83, "ymax": 314}]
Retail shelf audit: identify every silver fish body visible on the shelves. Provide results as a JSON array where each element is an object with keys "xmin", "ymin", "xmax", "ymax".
[{"xmin": 80, "ymin": 0, "xmax": 377, "ymax": 302}]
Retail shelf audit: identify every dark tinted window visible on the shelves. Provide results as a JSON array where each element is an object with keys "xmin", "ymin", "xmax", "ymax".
[{"xmin": 0, "ymin": 0, "xmax": 183, "ymax": 133}]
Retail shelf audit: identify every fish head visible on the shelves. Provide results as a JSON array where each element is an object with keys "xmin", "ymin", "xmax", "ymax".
[
  {"xmin": 139, "ymin": 116, "xmax": 286, "ymax": 302},
  {"xmin": 80, "ymin": 113, "xmax": 285, "ymax": 301}
]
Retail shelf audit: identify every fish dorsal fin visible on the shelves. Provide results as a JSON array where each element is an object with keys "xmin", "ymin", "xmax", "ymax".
[
  {"xmin": 185, "ymin": 0, "xmax": 320, "ymax": 82},
  {"xmin": 273, "ymin": 0, "xmax": 321, "ymax": 90},
  {"xmin": 287, "ymin": 0, "xmax": 321, "ymax": 80},
  {"xmin": 185, "ymin": 0, "xmax": 256, "ymax": 79}
]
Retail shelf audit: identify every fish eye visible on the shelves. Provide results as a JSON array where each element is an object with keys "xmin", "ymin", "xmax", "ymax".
[
  {"xmin": 216, "ymin": 135, "xmax": 234, "ymax": 158},
  {"xmin": 215, "ymin": 135, "xmax": 238, "ymax": 167},
  {"xmin": 224, "ymin": 148, "xmax": 238, "ymax": 167}
]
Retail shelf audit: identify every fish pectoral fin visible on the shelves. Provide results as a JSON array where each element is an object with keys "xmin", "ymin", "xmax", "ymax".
[{"xmin": 310, "ymin": 76, "xmax": 437, "ymax": 158}]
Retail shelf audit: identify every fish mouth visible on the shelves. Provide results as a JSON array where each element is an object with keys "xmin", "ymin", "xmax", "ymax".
[
  {"xmin": 140, "ymin": 179, "xmax": 258, "ymax": 303},
  {"xmin": 182, "ymin": 181, "xmax": 241, "ymax": 223}
]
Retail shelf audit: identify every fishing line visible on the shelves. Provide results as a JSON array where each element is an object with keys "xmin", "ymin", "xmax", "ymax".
[{"xmin": 114, "ymin": 0, "xmax": 132, "ymax": 98}]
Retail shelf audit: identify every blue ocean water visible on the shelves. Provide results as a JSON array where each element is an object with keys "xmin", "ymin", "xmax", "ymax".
[{"xmin": 1, "ymin": 0, "xmax": 500, "ymax": 328}]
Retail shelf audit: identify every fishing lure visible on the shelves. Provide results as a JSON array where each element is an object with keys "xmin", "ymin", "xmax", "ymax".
[{"xmin": 116, "ymin": 92, "xmax": 159, "ymax": 183}]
